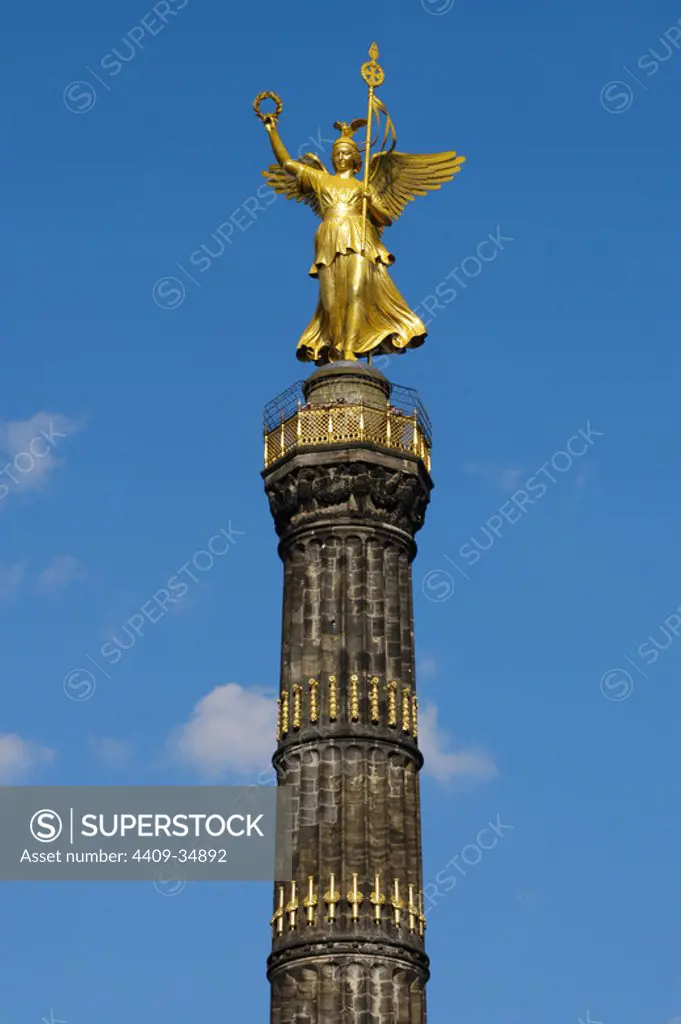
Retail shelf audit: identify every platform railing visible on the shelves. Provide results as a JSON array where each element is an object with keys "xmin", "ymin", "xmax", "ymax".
[{"xmin": 264, "ymin": 400, "xmax": 431, "ymax": 471}]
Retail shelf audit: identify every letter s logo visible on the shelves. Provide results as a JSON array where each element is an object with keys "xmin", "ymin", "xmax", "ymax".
[{"xmin": 30, "ymin": 809, "xmax": 63, "ymax": 843}]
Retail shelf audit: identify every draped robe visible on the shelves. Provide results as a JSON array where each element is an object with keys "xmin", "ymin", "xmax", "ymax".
[{"xmin": 295, "ymin": 165, "xmax": 427, "ymax": 363}]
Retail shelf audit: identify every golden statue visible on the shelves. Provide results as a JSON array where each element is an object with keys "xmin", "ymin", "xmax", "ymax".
[{"xmin": 255, "ymin": 44, "xmax": 465, "ymax": 365}]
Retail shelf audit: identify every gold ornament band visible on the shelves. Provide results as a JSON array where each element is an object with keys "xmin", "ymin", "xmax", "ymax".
[
  {"xmin": 271, "ymin": 874, "xmax": 424, "ymax": 934},
  {"xmin": 275, "ymin": 674, "xmax": 419, "ymax": 736}
]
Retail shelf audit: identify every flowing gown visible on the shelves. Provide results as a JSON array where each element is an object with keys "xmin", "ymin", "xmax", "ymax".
[{"xmin": 294, "ymin": 165, "xmax": 427, "ymax": 363}]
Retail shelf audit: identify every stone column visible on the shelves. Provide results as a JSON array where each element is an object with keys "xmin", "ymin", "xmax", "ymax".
[{"xmin": 263, "ymin": 364, "xmax": 433, "ymax": 1024}]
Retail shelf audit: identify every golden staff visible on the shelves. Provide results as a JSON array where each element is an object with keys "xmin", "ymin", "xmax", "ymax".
[{"xmin": 360, "ymin": 42, "xmax": 385, "ymax": 255}]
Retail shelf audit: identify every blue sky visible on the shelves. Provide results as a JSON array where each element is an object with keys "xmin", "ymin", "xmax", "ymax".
[{"xmin": 1, "ymin": 0, "xmax": 680, "ymax": 1021}]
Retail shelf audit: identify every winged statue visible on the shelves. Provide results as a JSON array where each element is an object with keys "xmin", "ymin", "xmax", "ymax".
[{"xmin": 256, "ymin": 51, "xmax": 465, "ymax": 364}]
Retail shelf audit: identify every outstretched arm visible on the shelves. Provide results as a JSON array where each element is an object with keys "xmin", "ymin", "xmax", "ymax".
[{"xmin": 264, "ymin": 117, "xmax": 298, "ymax": 176}]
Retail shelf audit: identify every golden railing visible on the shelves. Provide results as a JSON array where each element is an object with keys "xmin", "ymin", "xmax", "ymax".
[{"xmin": 263, "ymin": 402, "xmax": 431, "ymax": 471}]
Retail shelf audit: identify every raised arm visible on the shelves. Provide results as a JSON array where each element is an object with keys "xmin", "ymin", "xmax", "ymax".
[{"xmin": 263, "ymin": 117, "xmax": 298, "ymax": 176}]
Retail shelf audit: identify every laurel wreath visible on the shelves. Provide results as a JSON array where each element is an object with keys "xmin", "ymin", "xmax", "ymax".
[{"xmin": 253, "ymin": 91, "xmax": 283, "ymax": 124}]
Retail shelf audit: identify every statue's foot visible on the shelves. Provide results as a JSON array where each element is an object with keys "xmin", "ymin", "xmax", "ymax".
[{"xmin": 341, "ymin": 349, "xmax": 358, "ymax": 361}]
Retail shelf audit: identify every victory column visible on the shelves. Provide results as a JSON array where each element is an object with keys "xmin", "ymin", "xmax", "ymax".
[{"xmin": 256, "ymin": 44, "xmax": 465, "ymax": 1022}]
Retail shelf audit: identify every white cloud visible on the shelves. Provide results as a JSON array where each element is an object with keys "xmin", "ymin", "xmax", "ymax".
[
  {"xmin": 88, "ymin": 737, "xmax": 132, "ymax": 765},
  {"xmin": 171, "ymin": 684, "xmax": 276, "ymax": 778},
  {"xmin": 0, "ymin": 412, "xmax": 82, "ymax": 495},
  {"xmin": 574, "ymin": 466, "xmax": 595, "ymax": 490},
  {"xmin": 172, "ymin": 684, "xmax": 495, "ymax": 788},
  {"xmin": 0, "ymin": 558, "xmax": 86, "ymax": 602},
  {"xmin": 417, "ymin": 655, "xmax": 438, "ymax": 680},
  {"xmin": 0, "ymin": 734, "xmax": 55, "ymax": 782},
  {"xmin": 0, "ymin": 562, "xmax": 27, "ymax": 603},
  {"xmin": 419, "ymin": 702, "xmax": 497, "ymax": 784},
  {"xmin": 37, "ymin": 555, "xmax": 87, "ymax": 593},
  {"xmin": 464, "ymin": 461, "xmax": 523, "ymax": 492}
]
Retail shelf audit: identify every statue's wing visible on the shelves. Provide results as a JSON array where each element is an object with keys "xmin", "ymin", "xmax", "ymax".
[
  {"xmin": 262, "ymin": 152, "xmax": 327, "ymax": 218},
  {"xmin": 369, "ymin": 150, "xmax": 466, "ymax": 221}
]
